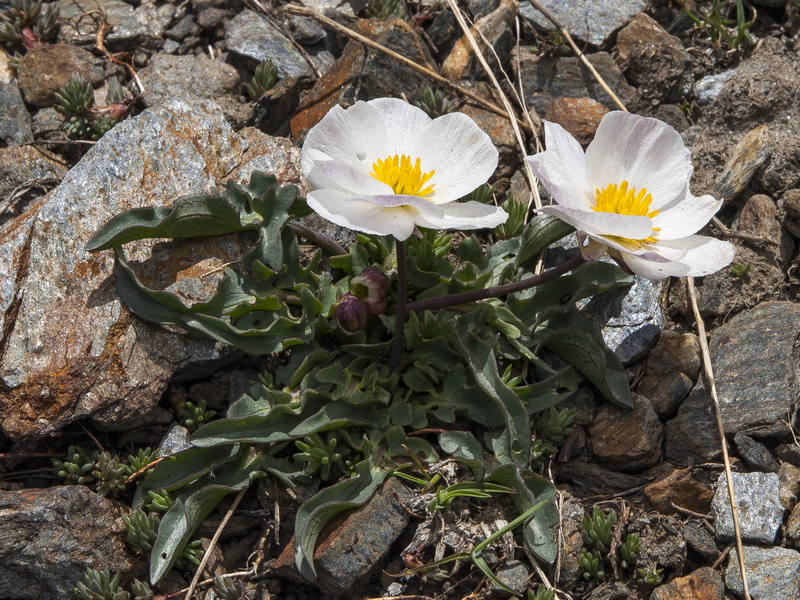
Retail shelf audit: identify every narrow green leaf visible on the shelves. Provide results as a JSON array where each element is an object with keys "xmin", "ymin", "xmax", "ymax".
[{"xmin": 294, "ymin": 461, "xmax": 388, "ymax": 580}]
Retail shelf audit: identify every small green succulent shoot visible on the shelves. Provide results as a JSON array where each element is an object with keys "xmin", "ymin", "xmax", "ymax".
[
  {"xmin": 366, "ymin": 0, "xmax": 406, "ymax": 19},
  {"xmin": 581, "ymin": 506, "xmax": 617, "ymax": 553},
  {"xmin": 730, "ymin": 262, "xmax": 749, "ymax": 277},
  {"xmin": 578, "ymin": 549, "xmax": 605, "ymax": 581},
  {"xmin": 620, "ymin": 533, "xmax": 641, "ymax": 569},
  {"xmin": 73, "ymin": 568, "xmax": 130, "ymax": 600},
  {"xmin": 146, "ymin": 489, "xmax": 174, "ymax": 513},
  {"xmin": 0, "ymin": 0, "xmax": 60, "ymax": 51},
  {"xmin": 212, "ymin": 574, "xmax": 246, "ymax": 600},
  {"xmin": 638, "ymin": 566, "xmax": 664, "ymax": 585},
  {"xmin": 414, "ymin": 84, "xmax": 459, "ymax": 119},
  {"xmin": 53, "ymin": 445, "xmax": 96, "ymax": 485},
  {"xmin": 93, "ymin": 451, "xmax": 129, "ymax": 497},
  {"xmin": 179, "ymin": 399, "xmax": 217, "ymax": 431},
  {"xmin": 294, "ymin": 433, "xmax": 347, "ymax": 480},
  {"xmin": 494, "ymin": 193, "xmax": 528, "ymax": 240},
  {"xmin": 126, "ymin": 447, "xmax": 156, "ymax": 476},
  {"xmin": 535, "ymin": 406, "xmax": 575, "ymax": 447},
  {"xmin": 130, "ymin": 579, "xmax": 153, "ymax": 600},
  {"xmin": 528, "ymin": 586, "xmax": 556, "ymax": 600},
  {"xmin": 247, "ymin": 58, "xmax": 279, "ymax": 100},
  {"xmin": 124, "ymin": 509, "xmax": 160, "ymax": 551},
  {"xmin": 54, "ymin": 74, "xmax": 131, "ymax": 140}
]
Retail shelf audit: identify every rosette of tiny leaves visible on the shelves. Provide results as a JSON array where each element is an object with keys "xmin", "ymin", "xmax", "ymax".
[
  {"xmin": 130, "ymin": 579, "xmax": 153, "ymax": 600},
  {"xmin": 0, "ymin": 0, "xmax": 59, "ymax": 51},
  {"xmin": 179, "ymin": 399, "xmax": 217, "ymax": 431},
  {"xmin": 54, "ymin": 74, "xmax": 94, "ymax": 138},
  {"xmin": 620, "ymin": 533, "xmax": 641, "ymax": 569},
  {"xmin": 528, "ymin": 587, "xmax": 556, "ymax": 600},
  {"xmin": 581, "ymin": 506, "xmax": 616, "ymax": 553},
  {"xmin": 53, "ymin": 445, "xmax": 96, "ymax": 485},
  {"xmin": 414, "ymin": 85, "xmax": 459, "ymax": 119},
  {"xmin": 124, "ymin": 509, "xmax": 160, "ymax": 551},
  {"xmin": 126, "ymin": 447, "xmax": 156, "ymax": 476},
  {"xmin": 212, "ymin": 575, "xmax": 246, "ymax": 600},
  {"xmin": 534, "ymin": 406, "xmax": 575, "ymax": 447},
  {"xmin": 93, "ymin": 452, "xmax": 128, "ymax": 497},
  {"xmin": 73, "ymin": 568, "xmax": 130, "ymax": 600},
  {"xmin": 366, "ymin": 0, "xmax": 406, "ymax": 19},
  {"xmin": 181, "ymin": 539, "xmax": 204, "ymax": 566},
  {"xmin": 145, "ymin": 489, "xmax": 173, "ymax": 512},
  {"xmin": 638, "ymin": 567, "xmax": 664, "ymax": 585},
  {"xmin": 294, "ymin": 433, "xmax": 348, "ymax": 480},
  {"xmin": 579, "ymin": 549, "xmax": 605, "ymax": 581},
  {"xmin": 247, "ymin": 59, "xmax": 278, "ymax": 100},
  {"xmin": 494, "ymin": 193, "xmax": 527, "ymax": 240}
]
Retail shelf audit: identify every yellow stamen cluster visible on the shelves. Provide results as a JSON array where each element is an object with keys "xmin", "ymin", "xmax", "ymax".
[
  {"xmin": 370, "ymin": 154, "xmax": 435, "ymax": 197},
  {"xmin": 593, "ymin": 180, "xmax": 660, "ymax": 246}
]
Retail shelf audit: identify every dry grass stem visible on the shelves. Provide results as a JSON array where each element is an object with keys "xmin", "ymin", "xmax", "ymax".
[{"xmin": 687, "ymin": 277, "xmax": 750, "ymax": 600}]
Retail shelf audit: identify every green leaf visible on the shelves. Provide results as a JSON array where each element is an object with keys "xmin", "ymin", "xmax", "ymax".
[
  {"xmin": 517, "ymin": 214, "xmax": 575, "ymax": 265},
  {"xmin": 87, "ymin": 194, "xmax": 249, "ymax": 252},
  {"xmin": 537, "ymin": 310, "xmax": 633, "ymax": 407},
  {"xmin": 294, "ymin": 461, "xmax": 388, "ymax": 580},
  {"xmin": 150, "ymin": 450, "xmax": 268, "ymax": 583},
  {"xmin": 487, "ymin": 464, "xmax": 558, "ymax": 563}
]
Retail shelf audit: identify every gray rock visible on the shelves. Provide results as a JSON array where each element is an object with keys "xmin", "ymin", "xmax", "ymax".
[
  {"xmin": 0, "ymin": 486, "xmax": 133, "ymax": 600},
  {"xmin": 646, "ymin": 330, "xmax": 701, "ymax": 380},
  {"xmin": 588, "ymin": 394, "xmax": 664, "ymax": 471},
  {"xmin": 555, "ymin": 460, "xmax": 649, "ymax": 497},
  {"xmin": 636, "ymin": 371, "xmax": 693, "ymax": 420},
  {"xmin": 683, "ymin": 522, "xmax": 720, "ymax": 562},
  {"xmin": 0, "ymin": 146, "xmax": 66, "ymax": 226},
  {"xmin": 515, "ymin": 47, "xmax": 637, "ymax": 115},
  {"xmin": 726, "ymin": 546, "xmax": 800, "ymax": 600},
  {"xmin": 519, "ymin": 0, "xmax": 647, "ymax": 47},
  {"xmin": 778, "ymin": 444, "xmax": 800, "ymax": 468},
  {"xmin": 584, "ymin": 274, "xmax": 664, "ymax": 364},
  {"xmin": 0, "ymin": 99, "xmax": 271, "ymax": 442},
  {"xmin": 711, "ymin": 471, "xmax": 783, "ymax": 544},
  {"xmin": 298, "ymin": 0, "xmax": 365, "ymax": 17},
  {"xmin": 57, "ymin": 0, "xmax": 159, "ymax": 50},
  {"xmin": 138, "ymin": 54, "xmax": 246, "ymax": 126},
  {"xmin": 666, "ymin": 302, "xmax": 800, "ymax": 463},
  {"xmin": 693, "ymin": 69, "xmax": 736, "ymax": 105},
  {"xmin": 734, "ymin": 432, "xmax": 779, "ymax": 473},
  {"xmin": 492, "ymin": 560, "xmax": 529, "ymax": 594},
  {"xmin": 225, "ymin": 10, "xmax": 313, "ymax": 78},
  {"xmin": 0, "ymin": 82, "xmax": 33, "ymax": 144}
]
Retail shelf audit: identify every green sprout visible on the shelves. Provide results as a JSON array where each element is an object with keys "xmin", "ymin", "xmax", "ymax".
[
  {"xmin": 638, "ymin": 566, "xmax": 664, "ymax": 585},
  {"xmin": 427, "ymin": 481, "xmax": 514, "ymax": 512},
  {"xmin": 126, "ymin": 447, "xmax": 156, "ymax": 476},
  {"xmin": 414, "ymin": 85, "xmax": 459, "ymax": 119},
  {"xmin": 684, "ymin": 0, "xmax": 753, "ymax": 48},
  {"xmin": 528, "ymin": 587, "xmax": 556, "ymax": 600},
  {"xmin": 212, "ymin": 575, "xmax": 247, "ymax": 600},
  {"xmin": 53, "ymin": 445, "xmax": 97, "ymax": 486},
  {"xmin": 730, "ymin": 262, "xmax": 749, "ymax": 277},
  {"xmin": 581, "ymin": 506, "xmax": 616, "ymax": 553},
  {"xmin": 619, "ymin": 533, "xmax": 641, "ymax": 569},
  {"xmin": 578, "ymin": 549, "xmax": 606, "ymax": 581},
  {"xmin": 366, "ymin": 0, "xmax": 406, "ymax": 19},
  {"xmin": 130, "ymin": 579, "xmax": 153, "ymax": 600},
  {"xmin": 531, "ymin": 407, "xmax": 575, "ymax": 467},
  {"xmin": 73, "ymin": 568, "xmax": 130, "ymax": 600},
  {"xmin": 247, "ymin": 58, "xmax": 279, "ymax": 100},
  {"xmin": 93, "ymin": 452, "xmax": 128, "ymax": 497},
  {"xmin": 0, "ymin": 0, "xmax": 59, "ymax": 51},
  {"xmin": 123, "ymin": 509, "xmax": 160, "ymax": 551},
  {"xmin": 145, "ymin": 489, "xmax": 173, "ymax": 513},
  {"xmin": 294, "ymin": 432, "xmax": 348, "ymax": 480},
  {"xmin": 405, "ymin": 228, "xmax": 452, "ymax": 271},
  {"xmin": 494, "ymin": 193, "xmax": 528, "ymax": 240},
  {"xmin": 179, "ymin": 399, "xmax": 217, "ymax": 431}
]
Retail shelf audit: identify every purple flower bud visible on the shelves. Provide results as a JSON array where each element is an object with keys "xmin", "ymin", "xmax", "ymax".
[
  {"xmin": 351, "ymin": 268, "xmax": 389, "ymax": 316},
  {"xmin": 334, "ymin": 293, "xmax": 368, "ymax": 332}
]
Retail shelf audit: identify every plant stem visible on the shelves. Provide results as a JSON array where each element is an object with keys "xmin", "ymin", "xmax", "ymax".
[
  {"xmin": 288, "ymin": 222, "xmax": 347, "ymax": 256},
  {"xmin": 389, "ymin": 240, "xmax": 408, "ymax": 372},
  {"xmin": 405, "ymin": 253, "xmax": 586, "ymax": 313}
]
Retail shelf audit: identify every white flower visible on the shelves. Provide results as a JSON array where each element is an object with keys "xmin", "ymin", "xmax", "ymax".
[
  {"xmin": 525, "ymin": 111, "xmax": 735, "ymax": 280},
  {"xmin": 301, "ymin": 98, "xmax": 508, "ymax": 241}
]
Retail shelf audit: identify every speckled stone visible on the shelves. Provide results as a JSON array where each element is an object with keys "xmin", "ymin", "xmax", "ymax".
[
  {"xmin": 726, "ymin": 546, "xmax": 800, "ymax": 600},
  {"xmin": 711, "ymin": 472, "xmax": 783, "ymax": 544}
]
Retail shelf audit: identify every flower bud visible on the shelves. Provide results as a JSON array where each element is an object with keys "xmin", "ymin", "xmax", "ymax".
[
  {"xmin": 334, "ymin": 293, "xmax": 368, "ymax": 332},
  {"xmin": 351, "ymin": 268, "xmax": 389, "ymax": 316}
]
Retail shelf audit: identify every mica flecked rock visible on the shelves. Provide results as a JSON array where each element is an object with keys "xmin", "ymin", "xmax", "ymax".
[
  {"xmin": 650, "ymin": 567, "xmax": 723, "ymax": 600},
  {"xmin": 0, "ymin": 98, "xmax": 282, "ymax": 441}
]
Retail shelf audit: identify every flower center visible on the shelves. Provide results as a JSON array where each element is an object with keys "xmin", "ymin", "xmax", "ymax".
[
  {"xmin": 370, "ymin": 154, "xmax": 435, "ymax": 197},
  {"xmin": 592, "ymin": 180, "xmax": 660, "ymax": 246}
]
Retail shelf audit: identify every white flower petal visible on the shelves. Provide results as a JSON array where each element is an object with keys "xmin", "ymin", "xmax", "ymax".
[
  {"xmin": 300, "ymin": 102, "xmax": 390, "ymax": 177},
  {"xmin": 306, "ymin": 188, "xmax": 417, "ymax": 239},
  {"xmin": 539, "ymin": 205, "xmax": 654, "ymax": 239},
  {"xmin": 307, "ymin": 159, "xmax": 393, "ymax": 195},
  {"xmin": 367, "ymin": 98, "xmax": 432, "ymax": 154},
  {"xmin": 586, "ymin": 112, "xmax": 693, "ymax": 210},
  {"xmin": 652, "ymin": 193, "xmax": 722, "ymax": 239},
  {"xmin": 525, "ymin": 120, "xmax": 593, "ymax": 211},
  {"xmin": 619, "ymin": 235, "xmax": 734, "ymax": 279},
  {"xmin": 407, "ymin": 112, "xmax": 498, "ymax": 203},
  {"xmin": 616, "ymin": 252, "xmax": 691, "ymax": 279},
  {"xmin": 412, "ymin": 200, "xmax": 508, "ymax": 230},
  {"xmin": 351, "ymin": 194, "xmax": 444, "ymax": 215}
]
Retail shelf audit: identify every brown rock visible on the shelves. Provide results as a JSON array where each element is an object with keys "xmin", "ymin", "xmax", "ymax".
[
  {"xmin": 738, "ymin": 194, "xmax": 792, "ymax": 264},
  {"xmin": 271, "ymin": 478, "xmax": 412, "ymax": 596},
  {"xmin": 636, "ymin": 371, "xmax": 694, "ymax": 419},
  {"xmin": 715, "ymin": 125, "xmax": 771, "ymax": 202},
  {"xmin": 17, "ymin": 44, "xmax": 105, "ymax": 107},
  {"xmin": 645, "ymin": 330, "xmax": 702, "ymax": 380},
  {"xmin": 0, "ymin": 486, "xmax": 134, "ymax": 599},
  {"xmin": 644, "ymin": 468, "xmax": 714, "ymax": 515},
  {"xmin": 650, "ymin": 567, "xmax": 724, "ymax": 600},
  {"xmin": 543, "ymin": 97, "xmax": 609, "ymax": 147},
  {"xmin": 555, "ymin": 461, "xmax": 649, "ymax": 497},
  {"xmin": 290, "ymin": 18, "xmax": 436, "ymax": 140},
  {"xmin": 615, "ymin": 13, "xmax": 688, "ymax": 105},
  {"xmin": 779, "ymin": 462, "xmax": 800, "ymax": 509},
  {"xmin": 786, "ymin": 502, "xmax": 800, "ymax": 546},
  {"xmin": 588, "ymin": 394, "xmax": 664, "ymax": 471}
]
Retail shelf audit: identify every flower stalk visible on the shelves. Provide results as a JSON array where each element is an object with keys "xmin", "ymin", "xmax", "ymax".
[{"xmin": 389, "ymin": 240, "xmax": 408, "ymax": 371}]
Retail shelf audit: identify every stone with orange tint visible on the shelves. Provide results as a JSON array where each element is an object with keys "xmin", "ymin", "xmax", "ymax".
[
  {"xmin": 544, "ymin": 97, "xmax": 609, "ymax": 147},
  {"xmin": 650, "ymin": 567, "xmax": 723, "ymax": 600}
]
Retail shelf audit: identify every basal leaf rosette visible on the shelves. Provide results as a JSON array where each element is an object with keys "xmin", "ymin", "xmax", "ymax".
[
  {"xmin": 525, "ymin": 111, "xmax": 735, "ymax": 280},
  {"xmin": 301, "ymin": 97, "xmax": 508, "ymax": 241}
]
